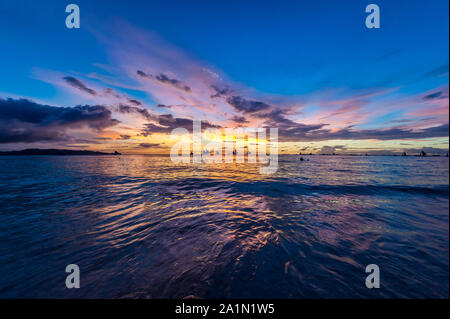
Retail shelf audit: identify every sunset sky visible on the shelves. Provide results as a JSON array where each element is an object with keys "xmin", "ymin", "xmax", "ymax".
[{"xmin": 0, "ymin": 0, "xmax": 448, "ymax": 154}]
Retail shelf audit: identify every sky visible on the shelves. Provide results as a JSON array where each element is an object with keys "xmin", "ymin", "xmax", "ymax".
[{"xmin": 0, "ymin": 0, "xmax": 448, "ymax": 154}]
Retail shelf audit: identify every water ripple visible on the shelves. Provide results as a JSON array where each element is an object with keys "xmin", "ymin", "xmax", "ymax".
[{"xmin": 0, "ymin": 155, "xmax": 448, "ymax": 298}]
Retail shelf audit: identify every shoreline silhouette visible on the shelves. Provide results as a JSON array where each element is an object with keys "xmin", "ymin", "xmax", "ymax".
[{"xmin": 0, "ymin": 149, "xmax": 121, "ymax": 156}]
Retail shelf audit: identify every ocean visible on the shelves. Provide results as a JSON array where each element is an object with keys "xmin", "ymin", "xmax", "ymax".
[{"xmin": 0, "ymin": 155, "xmax": 448, "ymax": 298}]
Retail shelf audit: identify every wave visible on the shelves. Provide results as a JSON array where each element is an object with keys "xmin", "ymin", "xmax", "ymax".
[{"xmin": 157, "ymin": 178, "xmax": 450, "ymax": 197}]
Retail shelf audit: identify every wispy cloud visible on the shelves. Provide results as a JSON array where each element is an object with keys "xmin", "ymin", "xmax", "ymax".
[
  {"xmin": 3, "ymin": 21, "xmax": 446, "ymax": 152},
  {"xmin": 63, "ymin": 76, "xmax": 98, "ymax": 96}
]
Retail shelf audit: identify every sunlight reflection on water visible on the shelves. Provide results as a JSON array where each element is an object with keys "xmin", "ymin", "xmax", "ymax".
[{"xmin": 0, "ymin": 155, "xmax": 448, "ymax": 298}]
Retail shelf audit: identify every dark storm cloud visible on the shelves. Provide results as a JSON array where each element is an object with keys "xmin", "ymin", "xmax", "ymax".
[
  {"xmin": 140, "ymin": 114, "xmax": 220, "ymax": 136},
  {"xmin": 63, "ymin": 76, "xmax": 97, "ymax": 96},
  {"xmin": 0, "ymin": 98, "xmax": 119, "ymax": 144},
  {"xmin": 136, "ymin": 70, "xmax": 191, "ymax": 92},
  {"xmin": 226, "ymin": 96, "xmax": 271, "ymax": 113}
]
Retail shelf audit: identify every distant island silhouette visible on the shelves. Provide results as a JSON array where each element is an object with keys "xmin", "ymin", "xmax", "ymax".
[{"xmin": 0, "ymin": 149, "xmax": 121, "ymax": 156}]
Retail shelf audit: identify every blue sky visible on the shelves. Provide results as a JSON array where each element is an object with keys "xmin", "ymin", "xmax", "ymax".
[{"xmin": 0, "ymin": 0, "xmax": 448, "ymax": 153}]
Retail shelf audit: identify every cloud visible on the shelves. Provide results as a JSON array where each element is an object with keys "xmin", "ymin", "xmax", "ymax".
[
  {"xmin": 63, "ymin": 76, "xmax": 97, "ymax": 96},
  {"xmin": 136, "ymin": 70, "xmax": 191, "ymax": 92},
  {"xmin": 128, "ymin": 98, "xmax": 142, "ymax": 106},
  {"xmin": 385, "ymin": 118, "xmax": 417, "ymax": 124},
  {"xmin": 422, "ymin": 64, "xmax": 449, "ymax": 79},
  {"xmin": 229, "ymin": 115, "xmax": 249, "ymax": 124},
  {"xmin": 210, "ymin": 85, "xmax": 230, "ymax": 98},
  {"xmin": 102, "ymin": 87, "xmax": 144, "ymax": 106},
  {"xmin": 248, "ymin": 108, "xmax": 327, "ymax": 140},
  {"xmin": 155, "ymin": 73, "xmax": 191, "ymax": 92},
  {"xmin": 255, "ymin": 108, "xmax": 298, "ymax": 127},
  {"xmin": 138, "ymin": 143, "xmax": 161, "ymax": 148},
  {"xmin": 115, "ymin": 104, "xmax": 154, "ymax": 121},
  {"xmin": 294, "ymin": 123, "xmax": 450, "ymax": 142},
  {"xmin": 226, "ymin": 96, "xmax": 271, "ymax": 113},
  {"xmin": 408, "ymin": 86, "xmax": 449, "ymax": 119},
  {"xmin": 319, "ymin": 145, "xmax": 346, "ymax": 154},
  {"xmin": 104, "ymin": 87, "xmax": 121, "ymax": 98},
  {"xmin": 0, "ymin": 98, "xmax": 119, "ymax": 144},
  {"xmin": 24, "ymin": 23, "xmax": 447, "ymax": 149},
  {"xmin": 119, "ymin": 134, "xmax": 131, "ymax": 140},
  {"xmin": 141, "ymin": 114, "xmax": 220, "ymax": 136},
  {"xmin": 136, "ymin": 70, "xmax": 147, "ymax": 77},
  {"xmin": 423, "ymin": 90, "xmax": 448, "ymax": 100}
]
